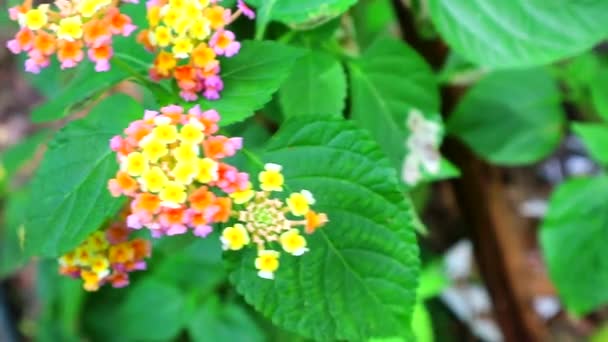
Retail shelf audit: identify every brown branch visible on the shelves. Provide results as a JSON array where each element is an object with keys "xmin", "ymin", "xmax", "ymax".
[{"xmin": 391, "ymin": 1, "xmax": 548, "ymax": 340}]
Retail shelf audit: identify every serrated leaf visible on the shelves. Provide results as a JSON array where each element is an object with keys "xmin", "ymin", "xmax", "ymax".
[
  {"xmin": 540, "ymin": 176, "xmax": 608, "ymax": 315},
  {"xmin": 248, "ymin": 0, "xmax": 357, "ymax": 28},
  {"xmin": 428, "ymin": 0, "xmax": 608, "ymax": 69},
  {"xmin": 30, "ymin": 2, "xmax": 150, "ymax": 123},
  {"xmin": 230, "ymin": 117, "xmax": 420, "ymax": 341},
  {"xmin": 348, "ymin": 37, "xmax": 446, "ymax": 183},
  {"xmin": 447, "ymin": 68, "xmax": 565, "ymax": 165},
  {"xmin": 188, "ymin": 298, "xmax": 264, "ymax": 342},
  {"xmin": 195, "ymin": 40, "xmax": 302, "ymax": 126},
  {"xmin": 30, "ymin": 61, "xmax": 133, "ymax": 123},
  {"xmin": 279, "ymin": 50, "xmax": 346, "ymax": 118},
  {"xmin": 24, "ymin": 94, "xmax": 142, "ymax": 257},
  {"xmin": 118, "ymin": 279, "xmax": 186, "ymax": 340},
  {"xmin": 572, "ymin": 123, "xmax": 608, "ymax": 166}
]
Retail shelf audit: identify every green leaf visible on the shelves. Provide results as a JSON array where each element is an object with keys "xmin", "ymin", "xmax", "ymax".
[
  {"xmin": 248, "ymin": 0, "xmax": 357, "ymax": 28},
  {"xmin": 30, "ymin": 61, "xmax": 133, "ymax": 123},
  {"xmin": 188, "ymin": 298, "xmax": 264, "ymax": 342},
  {"xmin": 279, "ymin": 50, "xmax": 346, "ymax": 118},
  {"xmin": 0, "ymin": 130, "xmax": 50, "ymax": 191},
  {"xmin": 540, "ymin": 176, "xmax": 608, "ymax": 315},
  {"xmin": 348, "ymin": 37, "xmax": 446, "ymax": 182},
  {"xmin": 417, "ymin": 261, "xmax": 449, "ymax": 300},
  {"xmin": 412, "ymin": 303, "xmax": 434, "ymax": 342},
  {"xmin": 195, "ymin": 40, "xmax": 302, "ymax": 126},
  {"xmin": 351, "ymin": 0, "xmax": 397, "ymax": 49},
  {"xmin": 428, "ymin": 0, "xmax": 608, "ymax": 69},
  {"xmin": 153, "ymin": 236, "xmax": 226, "ymax": 293},
  {"xmin": 0, "ymin": 188, "xmax": 29, "ymax": 277},
  {"xmin": 24, "ymin": 94, "xmax": 142, "ymax": 257},
  {"xmin": 447, "ymin": 68, "xmax": 565, "ymax": 165},
  {"xmin": 230, "ymin": 117, "xmax": 420, "ymax": 340},
  {"xmin": 572, "ymin": 123, "xmax": 608, "ymax": 166},
  {"xmin": 118, "ymin": 279, "xmax": 186, "ymax": 340},
  {"xmin": 590, "ymin": 68, "xmax": 608, "ymax": 121}
]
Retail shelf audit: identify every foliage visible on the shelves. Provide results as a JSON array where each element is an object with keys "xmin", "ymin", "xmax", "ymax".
[{"xmin": 2, "ymin": 0, "xmax": 608, "ymax": 340}]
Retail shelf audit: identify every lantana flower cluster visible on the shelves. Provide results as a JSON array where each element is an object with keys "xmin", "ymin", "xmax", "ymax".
[
  {"xmin": 402, "ymin": 109, "xmax": 442, "ymax": 186},
  {"xmin": 108, "ymin": 104, "xmax": 250, "ymax": 238},
  {"xmin": 6, "ymin": 0, "xmax": 137, "ymax": 73},
  {"xmin": 138, "ymin": 0, "xmax": 255, "ymax": 101},
  {"xmin": 221, "ymin": 163, "xmax": 328, "ymax": 279},
  {"xmin": 58, "ymin": 221, "xmax": 151, "ymax": 291}
]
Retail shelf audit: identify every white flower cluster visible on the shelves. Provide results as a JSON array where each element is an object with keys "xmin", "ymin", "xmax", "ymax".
[{"xmin": 402, "ymin": 109, "xmax": 442, "ymax": 185}]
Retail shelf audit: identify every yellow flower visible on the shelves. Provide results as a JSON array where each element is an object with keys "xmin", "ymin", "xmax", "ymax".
[
  {"xmin": 152, "ymin": 25, "xmax": 173, "ymax": 47},
  {"xmin": 77, "ymin": 0, "xmax": 104, "ymax": 18},
  {"xmin": 255, "ymin": 250, "xmax": 280, "ymax": 280},
  {"xmin": 159, "ymin": 181, "xmax": 187, "ymax": 206},
  {"xmin": 280, "ymin": 229, "xmax": 308, "ymax": 256},
  {"xmin": 87, "ymin": 231, "xmax": 109, "ymax": 251},
  {"xmin": 57, "ymin": 16, "xmax": 83, "ymax": 41},
  {"xmin": 75, "ymin": 246, "xmax": 93, "ymax": 266},
  {"xmin": 189, "ymin": 18, "xmax": 211, "ymax": 40},
  {"xmin": 259, "ymin": 163, "xmax": 284, "ymax": 192},
  {"xmin": 147, "ymin": 5, "xmax": 162, "ymax": 27},
  {"xmin": 21, "ymin": 7, "xmax": 48, "ymax": 30},
  {"xmin": 90, "ymin": 256, "xmax": 110, "ymax": 277},
  {"xmin": 140, "ymin": 167, "xmax": 168, "ymax": 193},
  {"xmin": 152, "ymin": 124, "xmax": 178, "ymax": 144},
  {"xmin": 172, "ymin": 18, "xmax": 191, "ymax": 36},
  {"xmin": 124, "ymin": 152, "xmax": 148, "ymax": 176},
  {"xmin": 172, "ymin": 37, "xmax": 193, "ymax": 59},
  {"xmin": 179, "ymin": 119, "xmax": 205, "ymax": 144},
  {"xmin": 162, "ymin": 7, "xmax": 181, "ymax": 27},
  {"xmin": 220, "ymin": 224, "xmax": 250, "ymax": 250},
  {"xmin": 196, "ymin": 158, "xmax": 218, "ymax": 183},
  {"xmin": 141, "ymin": 137, "xmax": 168, "ymax": 162},
  {"xmin": 81, "ymin": 270, "xmax": 100, "ymax": 291},
  {"xmin": 230, "ymin": 183, "xmax": 254, "ymax": 204},
  {"xmin": 174, "ymin": 143, "xmax": 199, "ymax": 163},
  {"xmin": 172, "ymin": 161, "xmax": 199, "ymax": 185},
  {"xmin": 286, "ymin": 190, "xmax": 315, "ymax": 216},
  {"xmin": 59, "ymin": 251, "xmax": 77, "ymax": 267}
]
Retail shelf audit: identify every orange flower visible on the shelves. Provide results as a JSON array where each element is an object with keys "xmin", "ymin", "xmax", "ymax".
[
  {"xmin": 191, "ymin": 43, "xmax": 216, "ymax": 69},
  {"xmin": 130, "ymin": 239, "xmax": 151, "ymax": 259},
  {"xmin": 135, "ymin": 193, "xmax": 161, "ymax": 213},
  {"xmin": 212, "ymin": 197, "xmax": 232, "ymax": 222},
  {"xmin": 204, "ymin": 6, "xmax": 228, "ymax": 30},
  {"xmin": 109, "ymin": 243, "xmax": 135, "ymax": 264},
  {"xmin": 189, "ymin": 186, "xmax": 216, "ymax": 212},
  {"xmin": 152, "ymin": 51, "xmax": 176, "ymax": 77},
  {"xmin": 161, "ymin": 207, "xmax": 186, "ymax": 225},
  {"xmin": 83, "ymin": 19, "xmax": 111, "ymax": 47},
  {"xmin": 305, "ymin": 210, "xmax": 328, "ymax": 234},
  {"xmin": 57, "ymin": 39, "xmax": 83, "ymax": 68},
  {"xmin": 33, "ymin": 31, "xmax": 56, "ymax": 55}
]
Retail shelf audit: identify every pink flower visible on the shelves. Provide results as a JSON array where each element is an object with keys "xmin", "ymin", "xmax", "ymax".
[
  {"xmin": 193, "ymin": 225, "xmax": 212, "ymax": 237},
  {"xmin": 144, "ymin": 110, "xmax": 159, "ymax": 120},
  {"xmin": 237, "ymin": 0, "xmax": 255, "ymax": 19},
  {"xmin": 110, "ymin": 136, "xmax": 124, "ymax": 152},
  {"xmin": 180, "ymin": 90, "xmax": 198, "ymax": 102},
  {"xmin": 209, "ymin": 30, "xmax": 240, "ymax": 57}
]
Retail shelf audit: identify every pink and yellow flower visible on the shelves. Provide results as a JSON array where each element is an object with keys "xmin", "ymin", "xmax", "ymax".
[
  {"xmin": 137, "ymin": 0, "xmax": 254, "ymax": 101},
  {"xmin": 108, "ymin": 104, "xmax": 250, "ymax": 238},
  {"xmin": 6, "ymin": 0, "xmax": 136, "ymax": 73},
  {"xmin": 58, "ymin": 222, "xmax": 151, "ymax": 291}
]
